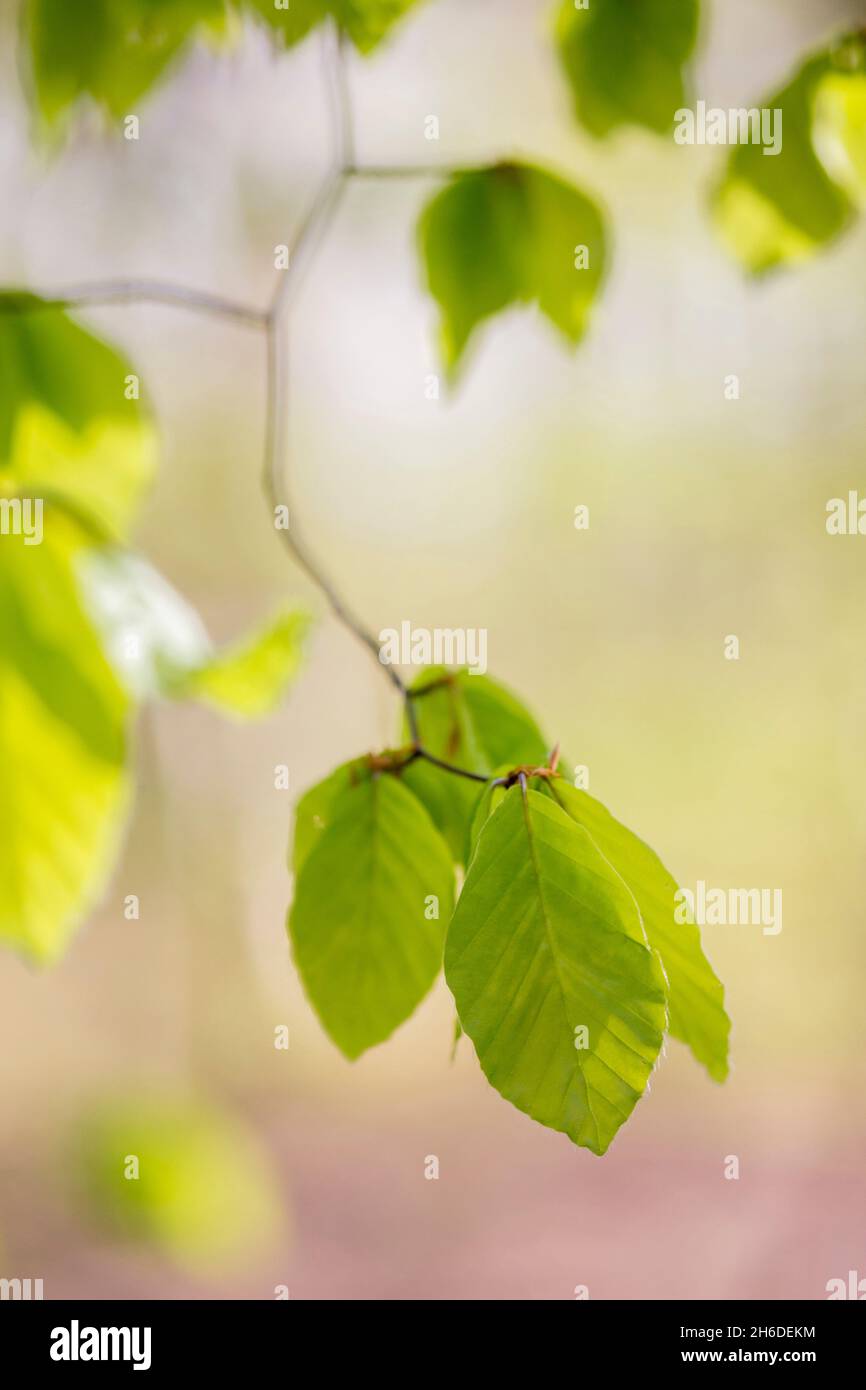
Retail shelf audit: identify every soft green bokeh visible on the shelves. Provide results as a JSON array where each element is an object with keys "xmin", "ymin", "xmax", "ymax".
[
  {"xmin": 76, "ymin": 1096, "xmax": 283, "ymax": 1275},
  {"xmin": 555, "ymin": 0, "xmax": 699, "ymax": 138},
  {"xmin": 419, "ymin": 163, "xmax": 608, "ymax": 380}
]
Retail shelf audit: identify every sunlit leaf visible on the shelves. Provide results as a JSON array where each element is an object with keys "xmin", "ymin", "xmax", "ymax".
[
  {"xmin": 0, "ymin": 511, "xmax": 130, "ymax": 964},
  {"xmin": 418, "ymin": 162, "xmax": 608, "ymax": 379},
  {"xmin": 80, "ymin": 549, "xmax": 309, "ymax": 718},
  {"xmin": 445, "ymin": 786, "xmax": 667, "ymax": 1154},
  {"xmin": 555, "ymin": 0, "xmax": 700, "ymax": 138},
  {"xmin": 713, "ymin": 32, "xmax": 866, "ymax": 273},
  {"xmin": 0, "ymin": 294, "xmax": 155, "ymax": 540},
  {"xmin": 289, "ymin": 772, "xmax": 454, "ymax": 1058},
  {"xmin": 543, "ymin": 778, "xmax": 730, "ymax": 1082}
]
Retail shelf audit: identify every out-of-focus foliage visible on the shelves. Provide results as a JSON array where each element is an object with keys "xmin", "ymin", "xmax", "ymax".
[
  {"xmin": 713, "ymin": 31, "xmax": 866, "ymax": 274},
  {"xmin": 244, "ymin": 0, "xmax": 422, "ymax": 55},
  {"xmin": 0, "ymin": 294, "xmax": 156, "ymax": 539},
  {"xmin": 75, "ymin": 1096, "xmax": 283, "ymax": 1273},
  {"xmin": 0, "ymin": 298, "xmax": 152, "ymax": 964},
  {"xmin": 81, "ymin": 549, "xmax": 310, "ymax": 717},
  {"xmin": 0, "ymin": 511, "xmax": 131, "ymax": 965},
  {"xmin": 24, "ymin": 0, "xmax": 228, "ymax": 131},
  {"xmin": 555, "ymin": 0, "xmax": 700, "ymax": 138},
  {"xmin": 418, "ymin": 162, "xmax": 608, "ymax": 381},
  {"xmin": 21, "ymin": 0, "xmax": 424, "ymax": 132},
  {"xmin": 0, "ymin": 297, "xmax": 308, "ymax": 963}
]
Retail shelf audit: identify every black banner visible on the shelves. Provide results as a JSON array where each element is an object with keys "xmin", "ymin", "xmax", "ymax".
[{"xmin": 0, "ymin": 1299, "xmax": 860, "ymax": 1375}]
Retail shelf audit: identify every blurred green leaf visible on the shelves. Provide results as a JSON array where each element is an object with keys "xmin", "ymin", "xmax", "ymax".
[
  {"xmin": 80, "ymin": 549, "xmax": 310, "ymax": 718},
  {"xmin": 419, "ymin": 162, "xmax": 607, "ymax": 380},
  {"xmin": 76, "ymin": 1096, "xmax": 283, "ymax": 1274},
  {"xmin": 289, "ymin": 772, "xmax": 454, "ymax": 1058},
  {"xmin": 0, "ymin": 294, "xmax": 156, "ymax": 540},
  {"xmin": 713, "ymin": 32, "xmax": 866, "ymax": 274},
  {"xmin": 555, "ymin": 0, "xmax": 700, "ymax": 138},
  {"xmin": 401, "ymin": 667, "xmax": 548, "ymax": 862},
  {"xmin": 543, "ymin": 778, "xmax": 730, "ymax": 1081},
  {"xmin": 0, "ymin": 511, "xmax": 130, "ymax": 964},
  {"xmin": 24, "ymin": 0, "xmax": 228, "ymax": 129},
  {"xmin": 445, "ymin": 786, "xmax": 667, "ymax": 1154},
  {"xmin": 243, "ymin": 0, "xmax": 422, "ymax": 53}
]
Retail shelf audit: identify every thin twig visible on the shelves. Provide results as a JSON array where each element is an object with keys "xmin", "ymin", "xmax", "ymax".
[{"xmin": 7, "ymin": 19, "xmax": 487, "ymax": 787}]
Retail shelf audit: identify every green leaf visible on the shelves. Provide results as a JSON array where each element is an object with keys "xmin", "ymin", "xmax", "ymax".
[
  {"xmin": 243, "ymin": 0, "xmax": 421, "ymax": 54},
  {"xmin": 25, "ymin": 0, "xmax": 227, "ymax": 129},
  {"xmin": 0, "ymin": 511, "xmax": 131, "ymax": 964},
  {"xmin": 712, "ymin": 33, "xmax": 866, "ymax": 274},
  {"xmin": 79, "ymin": 549, "xmax": 309, "ymax": 718},
  {"xmin": 543, "ymin": 778, "xmax": 729, "ymax": 1082},
  {"xmin": 291, "ymin": 756, "xmax": 370, "ymax": 877},
  {"xmin": 418, "ymin": 162, "xmax": 608, "ymax": 380},
  {"xmin": 0, "ymin": 295, "xmax": 156, "ymax": 540},
  {"xmin": 555, "ymin": 0, "xmax": 700, "ymax": 138},
  {"xmin": 289, "ymin": 772, "xmax": 454, "ymax": 1058},
  {"xmin": 401, "ymin": 668, "xmax": 548, "ymax": 862},
  {"xmin": 445, "ymin": 786, "xmax": 667, "ymax": 1155},
  {"xmin": 76, "ymin": 1095, "xmax": 283, "ymax": 1274}
]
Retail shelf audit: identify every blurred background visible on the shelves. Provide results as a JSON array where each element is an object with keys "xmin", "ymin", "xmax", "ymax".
[{"xmin": 1, "ymin": 0, "xmax": 865, "ymax": 1299}]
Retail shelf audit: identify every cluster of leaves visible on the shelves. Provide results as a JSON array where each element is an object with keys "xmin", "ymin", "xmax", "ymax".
[
  {"xmin": 290, "ymin": 669, "xmax": 729, "ymax": 1154},
  {"xmin": 0, "ymin": 294, "xmax": 308, "ymax": 964}
]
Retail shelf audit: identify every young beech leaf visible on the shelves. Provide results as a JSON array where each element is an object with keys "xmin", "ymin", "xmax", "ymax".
[
  {"xmin": 291, "ymin": 757, "xmax": 372, "ymax": 877},
  {"xmin": 713, "ymin": 33, "xmax": 866, "ymax": 275},
  {"xmin": 445, "ymin": 786, "xmax": 667, "ymax": 1155},
  {"xmin": 0, "ymin": 295, "xmax": 156, "ymax": 540},
  {"xmin": 0, "ymin": 511, "xmax": 131, "ymax": 964},
  {"xmin": 289, "ymin": 774, "xmax": 454, "ymax": 1059},
  {"xmin": 26, "ymin": 0, "xmax": 228, "ymax": 130},
  {"xmin": 543, "ymin": 778, "xmax": 729, "ymax": 1081},
  {"xmin": 401, "ymin": 668, "xmax": 548, "ymax": 863},
  {"xmin": 418, "ymin": 162, "xmax": 607, "ymax": 379},
  {"xmin": 555, "ymin": 0, "xmax": 700, "ymax": 138}
]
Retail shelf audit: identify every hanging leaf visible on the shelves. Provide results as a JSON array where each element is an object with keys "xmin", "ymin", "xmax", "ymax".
[
  {"xmin": 289, "ymin": 773, "xmax": 454, "ymax": 1058},
  {"xmin": 24, "ymin": 0, "xmax": 228, "ymax": 131},
  {"xmin": 418, "ymin": 162, "xmax": 608, "ymax": 380},
  {"xmin": 445, "ymin": 786, "xmax": 667, "ymax": 1154},
  {"xmin": 555, "ymin": 0, "xmax": 700, "ymax": 138},
  {"xmin": 713, "ymin": 32, "xmax": 866, "ymax": 274},
  {"xmin": 542, "ymin": 778, "xmax": 730, "ymax": 1082},
  {"xmin": 243, "ymin": 0, "xmax": 422, "ymax": 55}
]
